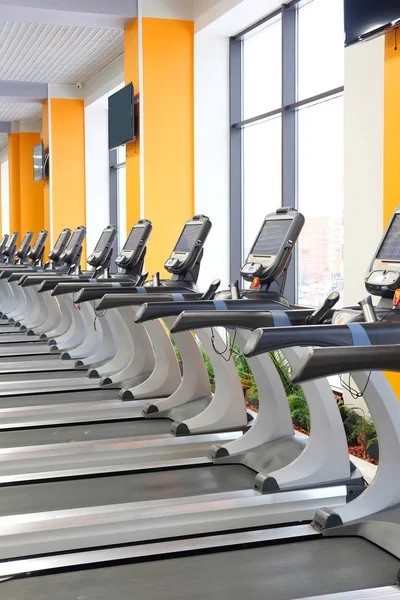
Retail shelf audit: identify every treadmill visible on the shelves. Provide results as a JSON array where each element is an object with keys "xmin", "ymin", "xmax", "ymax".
[
  {"xmin": 0, "ymin": 226, "xmax": 121, "ymax": 395},
  {"xmin": 0, "ymin": 227, "xmax": 85, "ymax": 357},
  {"xmin": 2, "ymin": 218, "xmax": 400, "ymax": 598}
]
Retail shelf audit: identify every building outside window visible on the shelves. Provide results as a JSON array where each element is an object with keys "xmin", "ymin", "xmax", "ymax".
[{"xmin": 230, "ymin": 0, "xmax": 344, "ymax": 306}]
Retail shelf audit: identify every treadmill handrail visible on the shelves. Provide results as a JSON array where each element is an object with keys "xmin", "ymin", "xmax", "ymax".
[
  {"xmin": 136, "ymin": 301, "xmax": 285, "ymax": 326},
  {"xmin": 292, "ymin": 344, "xmax": 400, "ymax": 384},
  {"xmin": 72, "ymin": 285, "xmax": 139, "ymax": 303},
  {"xmin": 243, "ymin": 322, "xmax": 400, "ymax": 357},
  {"xmin": 96, "ymin": 292, "xmax": 203, "ymax": 310}
]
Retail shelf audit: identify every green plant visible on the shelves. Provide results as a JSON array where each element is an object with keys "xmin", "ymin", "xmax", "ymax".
[
  {"xmin": 288, "ymin": 393, "xmax": 310, "ymax": 431},
  {"xmin": 169, "ymin": 335, "xmax": 182, "ymax": 363},
  {"xmin": 232, "ymin": 345, "xmax": 259, "ymax": 408}
]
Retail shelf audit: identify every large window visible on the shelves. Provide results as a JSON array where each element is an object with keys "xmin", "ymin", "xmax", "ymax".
[{"xmin": 231, "ymin": 0, "xmax": 344, "ymax": 305}]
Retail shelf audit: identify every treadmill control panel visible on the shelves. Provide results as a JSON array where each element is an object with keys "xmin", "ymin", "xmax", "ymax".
[
  {"xmin": 48, "ymin": 228, "xmax": 71, "ymax": 261},
  {"xmin": 164, "ymin": 215, "xmax": 212, "ymax": 275},
  {"xmin": 4, "ymin": 232, "xmax": 18, "ymax": 260},
  {"xmin": 28, "ymin": 229, "xmax": 48, "ymax": 260},
  {"xmin": 0, "ymin": 234, "xmax": 9, "ymax": 258},
  {"xmin": 241, "ymin": 208, "xmax": 304, "ymax": 284},
  {"xmin": 87, "ymin": 225, "xmax": 118, "ymax": 268},
  {"xmin": 60, "ymin": 226, "xmax": 86, "ymax": 265},
  {"xmin": 116, "ymin": 220, "xmax": 153, "ymax": 269},
  {"xmin": 366, "ymin": 208, "xmax": 400, "ymax": 297},
  {"xmin": 16, "ymin": 231, "xmax": 34, "ymax": 258}
]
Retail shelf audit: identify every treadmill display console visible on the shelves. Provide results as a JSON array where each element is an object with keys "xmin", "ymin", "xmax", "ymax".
[
  {"xmin": 366, "ymin": 207, "xmax": 400, "ymax": 297},
  {"xmin": 116, "ymin": 220, "xmax": 152, "ymax": 268},
  {"xmin": 60, "ymin": 226, "xmax": 86, "ymax": 265},
  {"xmin": 164, "ymin": 215, "xmax": 211, "ymax": 275},
  {"xmin": 48, "ymin": 228, "xmax": 71, "ymax": 261},
  {"xmin": 241, "ymin": 208, "xmax": 304, "ymax": 284},
  {"xmin": 376, "ymin": 214, "xmax": 400, "ymax": 261},
  {"xmin": 174, "ymin": 225, "xmax": 202, "ymax": 254},
  {"xmin": 87, "ymin": 225, "xmax": 118, "ymax": 267},
  {"xmin": 29, "ymin": 230, "xmax": 48, "ymax": 259},
  {"xmin": 250, "ymin": 219, "xmax": 293, "ymax": 257},
  {"xmin": 16, "ymin": 232, "xmax": 34, "ymax": 257}
]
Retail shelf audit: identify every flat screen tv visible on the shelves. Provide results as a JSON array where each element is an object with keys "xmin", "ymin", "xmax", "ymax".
[
  {"xmin": 345, "ymin": 0, "xmax": 400, "ymax": 47},
  {"xmin": 33, "ymin": 142, "xmax": 45, "ymax": 182},
  {"xmin": 108, "ymin": 83, "xmax": 135, "ymax": 150}
]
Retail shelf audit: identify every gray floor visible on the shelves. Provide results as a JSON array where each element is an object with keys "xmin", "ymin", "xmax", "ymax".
[
  {"xmin": 0, "ymin": 418, "xmax": 170, "ymax": 447},
  {"xmin": 0, "ymin": 465, "xmax": 255, "ymax": 516},
  {"xmin": 1, "ymin": 538, "xmax": 398, "ymax": 600}
]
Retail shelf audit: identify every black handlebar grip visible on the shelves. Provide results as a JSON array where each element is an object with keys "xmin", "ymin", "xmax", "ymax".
[
  {"xmin": 171, "ymin": 310, "xmax": 275, "ymax": 333},
  {"xmin": 293, "ymin": 344, "xmax": 400, "ymax": 384},
  {"xmin": 306, "ymin": 292, "xmax": 340, "ymax": 325},
  {"xmin": 200, "ymin": 279, "xmax": 221, "ymax": 300}
]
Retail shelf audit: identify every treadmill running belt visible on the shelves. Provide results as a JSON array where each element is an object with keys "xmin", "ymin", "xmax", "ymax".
[
  {"xmin": 0, "ymin": 370, "xmax": 88, "ymax": 382},
  {"xmin": 0, "ymin": 389, "xmax": 119, "ymax": 407},
  {"xmin": 2, "ymin": 539, "xmax": 398, "ymax": 600},
  {"xmin": 0, "ymin": 344, "xmax": 54, "ymax": 356},
  {"xmin": 0, "ymin": 465, "xmax": 256, "ymax": 516},
  {"xmin": 0, "ymin": 419, "xmax": 170, "ymax": 447}
]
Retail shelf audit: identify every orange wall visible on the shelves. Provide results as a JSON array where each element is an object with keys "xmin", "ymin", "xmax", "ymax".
[
  {"xmin": 19, "ymin": 132, "xmax": 44, "ymax": 236},
  {"xmin": 42, "ymin": 100, "xmax": 50, "ymax": 255},
  {"xmin": 384, "ymin": 29, "xmax": 400, "ymax": 398},
  {"xmin": 8, "ymin": 134, "xmax": 21, "ymax": 234},
  {"xmin": 142, "ymin": 17, "xmax": 194, "ymax": 276},
  {"xmin": 50, "ymin": 98, "xmax": 86, "ymax": 258},
  {"xmin": 124, "ymin": 19, "xmax": 140, "ymax": 237},
  {"xmin": 0, "ymin": 161, "xmax": 2, "ymax": 236}
]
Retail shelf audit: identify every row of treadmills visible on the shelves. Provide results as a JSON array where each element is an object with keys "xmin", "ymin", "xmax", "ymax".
[{"xmin": 0, "ymin": 207, "xmax": 397, "ymax": 599}]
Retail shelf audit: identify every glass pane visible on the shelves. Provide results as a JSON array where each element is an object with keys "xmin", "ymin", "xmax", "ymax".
[
  {"xmin": 117, "ymin": 165, "xmax": 127, "ymax": 252},
  {"xmin": 297, "ymin": 96, "xmax": 344, "ymax": 307},
  {"xmin": 242, "ymin": 116, "xmax": 282, "ymax": 260},
  {"xmin": 117, "ymin": 145, "xmax": 126, "ymax": 164},
  {"xmin": 243, "ymin": 16, "xmax": 282, "ymax": 120},
  {"xmin": 297, "ymin": 0, "xmax": 344, "ymax": 101}
]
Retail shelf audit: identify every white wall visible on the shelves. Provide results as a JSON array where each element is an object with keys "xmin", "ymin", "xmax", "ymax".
[
  {"xmin": 194, "ymin": 31, "xmax": 230, "ymax": 290},
  {"xmin": 1, "ymin": 161, "xmax": 9, "ymax": 236},
  {"xmin": 85, "ymin": 99, "xmax": 111, "ymax": 253},
  {"xmin": 343, "ymin": 36, "xmax": 385, "ymax": 305}
]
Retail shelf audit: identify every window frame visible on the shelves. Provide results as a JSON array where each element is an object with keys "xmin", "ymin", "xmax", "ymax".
[
  {"xmin": 109, "ymin": 148, "xmax": 126, "ymax": 272},
  {"xmin": 229, "ymin": 0, "xmax": 344, "ymax": 304}
]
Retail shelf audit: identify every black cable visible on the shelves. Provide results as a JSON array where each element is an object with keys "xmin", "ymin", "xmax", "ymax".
[
  {"xmin": 210, "ymin": 327, "xmax": 238, "ymax": 362},
  {"xmin": 339, "ymin": 306, "xmax": 399, "ymax": 397}
]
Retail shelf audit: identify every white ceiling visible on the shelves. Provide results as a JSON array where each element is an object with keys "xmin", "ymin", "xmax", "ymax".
[
  {"xmin": 0, "ymin": 102, "xmax": 41, "ymax": 121},
  {"xmin": 0, "ymin": 21, "xmax": 124, "ymax": 84}
]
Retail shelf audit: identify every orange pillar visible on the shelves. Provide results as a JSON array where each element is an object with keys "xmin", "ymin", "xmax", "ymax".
[
  {"xmin": 124, "ymin": 19, "xmax": 140, "ymax": 237},
  {"xmin": 42, "ymin": 100, "xmax": 51, "ymax": 256},
  {"xmin": 48, "ymin": 98, "xmax": 86, "ymax": 257},
  {"xmin": 124, "ymin": 17, "xmax": 195, "ymax": 276},
  {"xmin": 384, "ymin": 28, "xmax": 400, "ymax": 398},
  {"xmin": 19, "ymin": 132, "xmax": 44, "ymax": 236}
]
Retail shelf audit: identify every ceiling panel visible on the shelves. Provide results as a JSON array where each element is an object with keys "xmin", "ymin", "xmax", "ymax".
[
  {"xmin": 0, "ymin": 102, "xmax": 42, "ymax": 121},
  {"xmin": 0, "ymin": 22, "xmax": 124, "ymax": 84},
  {"xmin": 0, "ymin": 134, "xmax": 8, "ymax": 151}
]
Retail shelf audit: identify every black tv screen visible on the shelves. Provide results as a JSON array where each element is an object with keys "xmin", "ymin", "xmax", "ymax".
[
  {"xmin": 345, "ymin": 0, "xmax": 400, "ymax": 47},
  {"xmin": 108, "ymin": 83, "xmax": 135, "ymax": 150},
  {"xmin": 33, "ymin": 142, "xmax": 45, "ymax": 182}
]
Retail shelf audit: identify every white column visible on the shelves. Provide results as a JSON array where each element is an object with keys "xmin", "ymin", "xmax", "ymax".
[
  {"xmin": 84, "ymin": 100, "xmax": 111, "ymax": 253},
  {"xmin": 343, "ymin": 36, "xmax": 385, "ymax": 305},
  {"xmin": 194, "ymin": 30, "xmax": 230, "ymax": 290}
]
